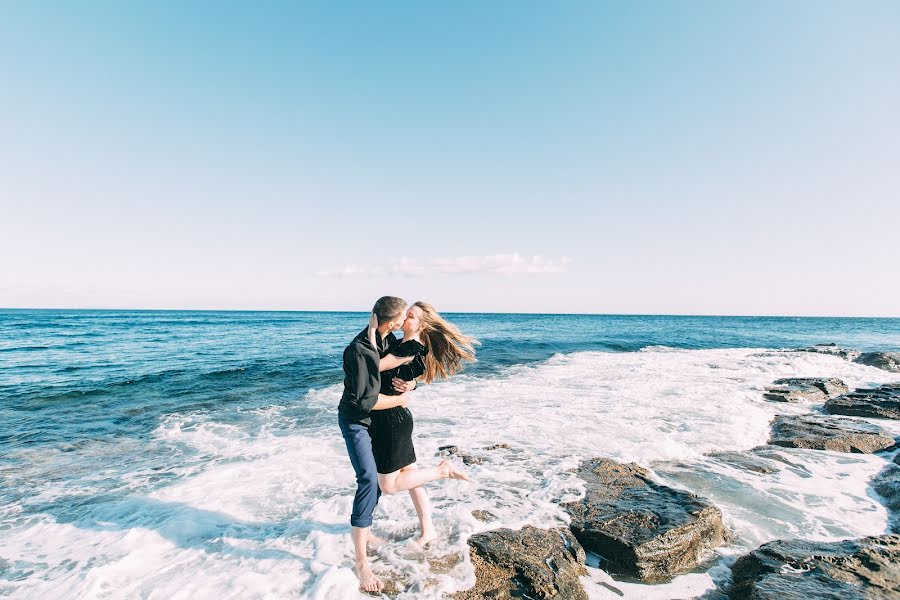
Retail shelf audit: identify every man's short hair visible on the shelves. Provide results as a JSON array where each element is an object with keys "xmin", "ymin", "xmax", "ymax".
[{"xmin": 373, "ymin": 296, "xmax": 406, "ymax": 324}]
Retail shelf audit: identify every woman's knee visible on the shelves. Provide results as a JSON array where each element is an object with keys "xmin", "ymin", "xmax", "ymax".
[{"xmin": 378, "ymin": 476, "xmax": 399, "ymax": 495}]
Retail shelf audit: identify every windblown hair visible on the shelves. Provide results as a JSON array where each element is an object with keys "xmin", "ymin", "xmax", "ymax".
[{"xmin": 413, "ymin": 301, "xmax": 478, "ymax": 383}]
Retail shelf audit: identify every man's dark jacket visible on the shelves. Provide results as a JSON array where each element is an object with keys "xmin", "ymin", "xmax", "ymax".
[{"xmin": 338, "ymin": 327, "xmax": 397, "ymax": 425}]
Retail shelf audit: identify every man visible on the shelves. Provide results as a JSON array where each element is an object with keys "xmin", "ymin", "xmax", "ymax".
[{"xmin": 338, "ymin": 296, "xmax": 417, "ymax": 593}]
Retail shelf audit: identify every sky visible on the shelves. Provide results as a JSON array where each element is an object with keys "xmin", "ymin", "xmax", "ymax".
[{"xmin": 1, "ymin": 1, "xmax": 898, "ymax": 316}]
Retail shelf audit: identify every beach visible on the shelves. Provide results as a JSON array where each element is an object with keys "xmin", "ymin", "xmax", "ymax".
[{"xmin": 2, "ymin": 310, "xmax": 899, "ymax": 598}]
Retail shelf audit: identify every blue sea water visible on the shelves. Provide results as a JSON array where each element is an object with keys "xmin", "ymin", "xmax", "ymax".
[
  {"xmin": 2, "ymin": 310, "xmax": 899, "ymax": 598},
  {"xmin": 2, "ymin": 310, "xmax": 898, "ymax": 452}
]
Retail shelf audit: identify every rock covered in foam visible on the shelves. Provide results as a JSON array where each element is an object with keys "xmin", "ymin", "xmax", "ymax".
[
  {"xmin": 789, "ymin": 343, "xmax": 862, "ymax": 362},
  {"xmin": 763, "ymin": 378, "xmax": 848, "ymax": 403},
  {"xmin": 785, "ymin": 345, "xmax": 900, "ymax": 374},
  {"xmin": 437, "ymin": 442, "xmax": 514, "ymax": 466},
  {"xmin": 562, "ymin": 457, "xmax": 728, "ymax": 582},
  {"xmin": 872, "ymin": 459, "xmax": 900, "ymax": 534},
  {"xmin": 853, "ymin": 352, "xmax": 900, "ymax": 373},
  {"xmin": 728, "ymin": 535, "xmax": 900, "ymax": 599},
  {"xmin": 763, "ymin": 377, "xmax": 850, "ymax": 402},
  {"xmin": 768, "ymin": 414, "xmax": 896, "ymax": 453},
  {"xmin": 825, "ymin": 384, "xmax": 900, "ymax": 420},
  {"xmin": 453, "ymin": 526, "xmax": 588, "ymax": 600}
]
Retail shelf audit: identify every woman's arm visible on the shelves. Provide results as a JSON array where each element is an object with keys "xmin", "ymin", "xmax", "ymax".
[
  {"xmin": 379, "ymin": 353, "xmax": 415, "ymax": 372},
  {"xmin": 370, "ymin": 392, "xmax": 409, "ymax": 410}
]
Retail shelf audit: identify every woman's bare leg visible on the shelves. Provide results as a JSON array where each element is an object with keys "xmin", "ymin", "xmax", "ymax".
[
  {"xmin": 401, "ymin": 465, "xmax": 436, "ymax": 546},
  {"xmin": 408, "ymin": 485, "xmax": 435, "ymax": 545},
  {"xmin": 377, "ymin": 460, "xmax": 470, "ymax": 495}
]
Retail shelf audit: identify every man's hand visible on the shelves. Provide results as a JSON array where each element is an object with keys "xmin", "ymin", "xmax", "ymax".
[{"xmin": 393, "ymin": 377, "xmax": 416, "ymax": 394}]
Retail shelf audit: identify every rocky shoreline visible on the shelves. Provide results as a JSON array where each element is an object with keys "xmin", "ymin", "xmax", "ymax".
[{"xmin": 445, "ymin": 345, "xmax": 900, "ymax": 599}]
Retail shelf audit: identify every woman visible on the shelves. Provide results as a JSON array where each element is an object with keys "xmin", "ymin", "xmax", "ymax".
[{"xmin": 369, "ymin": 301, "xmax": 477, "ymax": 546}]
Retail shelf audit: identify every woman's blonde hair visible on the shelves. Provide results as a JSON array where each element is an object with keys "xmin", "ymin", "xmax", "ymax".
[{"xmin": 413, "ymin": 301, "xmax": 478, "ymax": 383}]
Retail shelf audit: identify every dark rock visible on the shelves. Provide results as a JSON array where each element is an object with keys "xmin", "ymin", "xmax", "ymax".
[
  {"xmin": 763, "ymin": 378, "xmax": 849, "ymax": 403},
  {"xmin": 768, "ymin": 414, "xmax": 895, "ymax": 453},
  {"xmin": 872, "ymin": 461, "xmax": 900, "ymax": 534},
  {"xmin": 562, "ymin": 458, "xmax": 728, "ymax": 582},
  {"xmin": 825, "ymin": 384, "xmax": 900, "ymax": 420},
  {"xmin": 453, "ymin": 526, "xmax": 588, "ymax": 600},
  {"xmin": 729, "ymin": 535, "xmax": 900, "ymax": 599},
  {"xmin": 854, "ymin": 352, "xmax": 900, "ymax": 373}
]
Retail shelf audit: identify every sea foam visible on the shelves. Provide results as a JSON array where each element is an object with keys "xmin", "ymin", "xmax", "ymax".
[{"xmin": 2, "ymin": 348, "xmax": 898, "ymax": 599}]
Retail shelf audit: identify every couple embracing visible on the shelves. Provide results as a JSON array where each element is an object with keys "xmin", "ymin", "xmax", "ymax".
[{"xmin": 338, "ymin": 296, "xmax": 477, "ymax": 592}]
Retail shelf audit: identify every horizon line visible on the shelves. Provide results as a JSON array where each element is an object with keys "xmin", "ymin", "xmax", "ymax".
[{"xmin": 1, "ymin": 307, "xmax": 898, "ymax": 319}]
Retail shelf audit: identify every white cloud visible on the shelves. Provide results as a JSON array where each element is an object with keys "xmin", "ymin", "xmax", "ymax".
[{"xmin": 314, "ymin": 253, "xmax": 573, "ymax": 278}]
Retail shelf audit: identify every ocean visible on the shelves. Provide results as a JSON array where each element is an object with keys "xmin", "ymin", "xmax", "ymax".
[{"xmin": 2, "ymin": 310, "xmax": 899, "ymax": 599}]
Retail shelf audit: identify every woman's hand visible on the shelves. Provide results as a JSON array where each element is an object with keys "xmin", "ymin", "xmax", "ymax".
[{"xmin": 392, "ymin": 378, "xmax": 417, "ymax": 393}]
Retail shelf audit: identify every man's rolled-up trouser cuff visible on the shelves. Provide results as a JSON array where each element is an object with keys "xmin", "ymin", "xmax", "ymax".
[{"xmin": 350, "ymin": 516, "xmax": 373, "ymax": 528}]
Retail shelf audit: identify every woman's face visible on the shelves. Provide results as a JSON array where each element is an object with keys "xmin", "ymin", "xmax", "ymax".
[{"xmin": 402, "ymin": 305, "xmax": 424, "ymax": 336}]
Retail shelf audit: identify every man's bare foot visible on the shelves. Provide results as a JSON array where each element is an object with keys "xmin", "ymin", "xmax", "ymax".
[
  {"xmin": 354, "ymin": 562, "xmax": 384, "ymax": 593},
  {"xmin": 439, "ymin": 459, "xmax": 472, "ymax": 482}
]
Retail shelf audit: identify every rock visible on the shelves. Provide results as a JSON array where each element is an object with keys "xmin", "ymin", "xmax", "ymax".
[
  {"xmin": 562, "ymin": 458, "xmax": 728, "ymax": 582},
  {"xmin": 872, "ymin": 461, "xmax": 900, "ymax": 534},
  {"xmin": 428, "ymin": 553, "xmax": 463, "ymax": 575},
  {"xmin": 790, "ymin": 344, "xmax": 861, "ymax": 362},
  {"xmin": 768, "ymin": 414, "xmax": 895, "ymax": 453},
  {"xmin": 471, "ymin": 510, "xmax": 497, "ymax": 522},
  {"xmin": 729, "ymin": 535, "xmax": 900, "ymax": 599},
  {"xmin": 763, "ymin": 386, "xmax": 826, "ymax": 403},
  {"xmin": 437, "ymin": 445, "xmax": 484, "ymax": 465},
  {"xmin": 707, "ymin": 451, "xmax": 780, "ymax": 474},
  {"xmin": 763, "ymin": 377, "xmax": 849, "ymax": 403},
  {"xmin": 825, "ymin": 384, "xmax": 900, "ymax": 420},
  {"xmin": 439, "ymin": 443, "xmax": 511, "ymax": 466},
  {"xmin": 483, "ymin": 443, "xmax": 511, "ymax": 451},
  {"xmin": 453, "ymin": 526, "xmax": 588, "ymax": 600},
  {"xmin": 854, "ymin": 352, "xmax": 900, "ymax": 373}
]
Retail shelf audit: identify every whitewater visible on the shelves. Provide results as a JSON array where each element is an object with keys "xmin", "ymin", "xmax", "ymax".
[{"xmin": 3, "ymin": 340, "xmax": 898, "ymax": 599}]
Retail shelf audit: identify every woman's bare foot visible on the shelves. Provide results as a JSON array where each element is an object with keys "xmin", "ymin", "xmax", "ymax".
[
  {"xmin": 416, "ymin": 529, "xmax": 437, "ymax": 548},
  {"xmin": 354, "ymin": 562, "xmax": 384, "ymax": 593},
  {"xmin": 439, "ymin": 459, "xmax": 472, "ymax": 482}
]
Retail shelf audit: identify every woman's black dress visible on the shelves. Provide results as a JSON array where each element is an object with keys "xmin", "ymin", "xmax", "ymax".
[{"xmin": 370, "ymin": 339, "xmax": 427, "ymax": 474}]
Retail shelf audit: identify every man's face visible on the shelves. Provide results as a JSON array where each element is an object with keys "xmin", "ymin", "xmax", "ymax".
[{"xmin": 391, "ymin": 312, "xmax": 407, "ymax": 331}]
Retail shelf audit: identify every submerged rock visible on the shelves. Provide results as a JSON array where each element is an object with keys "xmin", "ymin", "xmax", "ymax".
[
  {"xmin": 453, "ymin": 526, "xmax": 588, "ymax": 600},
  {"xmin": 562, "ymin": 457, "xmax": 728, "ymax": 582},
  {"xmin": 438, "ymin": 442, "xmax": 513, "ymax": 466},
  {"xmin": 768, "ymin": 414, "xmax": 895, "ymax": 453},
  {"xmin": 854, "ymin": 352, "xmax": 900, "ymax": 373},
  {"xmin": 825, "ymin": 384, "xmax": 900, "ymax": 420},
  {"xmin": 706, "ymin": 450, "xmax": 781, "ymax": 474},
  {"xmin": 763, "ymin": 378, "xmax": 848, "ymax": 403},
  {"xmin": 470, "ymin": 509, "xmax": 497, "ymax": 523},
  {"xmin": 729, "ymin": 535, "xmax": 900, "ymax": 599},
  {"xmin": 437, "ymin": 445, "xmax": 484, "ymax": 465}
]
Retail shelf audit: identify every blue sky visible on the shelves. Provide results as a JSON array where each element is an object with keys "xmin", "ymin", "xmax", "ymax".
[{"xmin": 1, "ymin": 1, "xmax": 898, "ymax": 315}]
